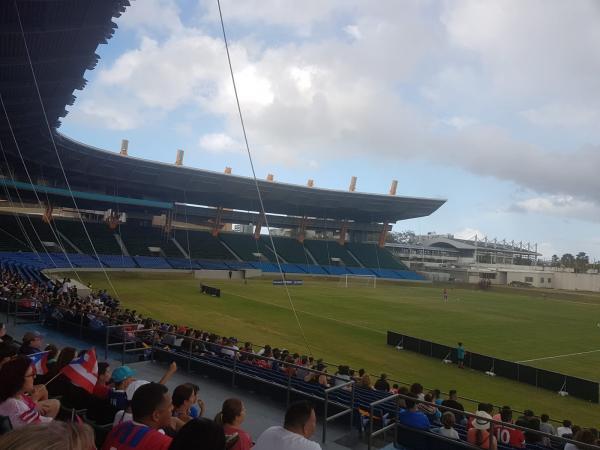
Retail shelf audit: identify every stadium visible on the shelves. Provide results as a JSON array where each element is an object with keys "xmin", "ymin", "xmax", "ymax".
[{"xmin": 0, "ymin": 1, "xmax": 599, "ymax": 450}]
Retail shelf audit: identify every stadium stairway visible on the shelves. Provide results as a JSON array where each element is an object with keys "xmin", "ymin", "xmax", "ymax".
[
  {"xmin": 219, "ymin": 232, "xmax": 275, "ymax": 262},
  {"xmin": 304, "ymin": 240, "xmax": 358, "ymax": 266},
  {"xmin": 345, "ymin": 243, "xmax": 409, "ymax": 270}
]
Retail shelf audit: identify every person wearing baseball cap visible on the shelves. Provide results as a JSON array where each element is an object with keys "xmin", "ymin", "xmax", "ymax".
[
  {"xmin": 19, "ymin": 331, "xmax": 43, "ymax": 355},
  {"xmin": 467, "ymin": 410, "xmax": 498, "ymax": 449},
  {"xmin": 108, "ymin": 366, "xmax": 136, "ymax": 411}
]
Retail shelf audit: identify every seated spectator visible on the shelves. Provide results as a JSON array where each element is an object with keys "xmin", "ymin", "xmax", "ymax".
[
  {"xmin": 441, "ymin": 389, "xmax": 465, "ymax": 424},
  {"xmin": 391, "ymin": 383, "xmax": 399, "ymax": 394},
  {"xmin": 43, "ymin": 344, "xmax": 58, "ymax": 368},
  {"xmin": 113, "ymin": 379, "xmax": 149, "ymax": 427},
  {"xmin": 93, "ymin": 362, "xmax": 112, "ymax": 399},
  {"xmin": 42, "ymin": 346, "xmax": 76, "ymax": 397},
  {"xmin": 397, "ymin": 386, "xmax": 409, "ymax": 409},
  {"xmin": 0, "ymin": 421, "xmax": 95, "ymax": 450},
  {"xmin": 432, "ymin": 411, "xmax": 460, "ymax": 440},
  {"xmin": 172, "ymin": 383, "xmax": 204, "ymax": 424},
  {"xmin": 19, "ymin": 331, "xmax": 43, "ymax": 355},
  {"xmin": 102, "ymin": 382, "xmax": 173, "ymax": 450},
  {"xmin": 397, "ymin": 393, "xmax": 430, "ymax": 430},
  {"xmin": 0, "ymin": 323, "xmax": 13, "ymax": 345},
  {"xmin": 417, "ymin": 393, "xmax": 441, "ymax": 425},
  {"xmin": 430, "ymin": 389, "xmax": 443, "ymax": 406},
  {"xmin": 109, "ymin": 365, "xmax": 137, "ymax": 411},
  {"xmin": 295, "ymin": 356, "xmax": 310, "ymax": 380},
  {"xmin": 0, "ymin": 345, "xmax": 17, "ymax": 370},
  {"xmin": 0, "ymin": 356, "xmax": 60, "ymax": 428},
  {"xmin": 169, "ymin": 418, "xmax": 226, "ymax": 450},
  {"xmin": 374, "ymin": 373, "xmax": 390, "ymax": 392},
  {"xmin": 495, "ymin": 408, "xmax": 525, "ymax": 448},
  {"xmin": 564, "ymin": 428, "xmax": 596, "ymax": 450},
  {"xmin": 468, "ymin": 403, "xmax": 493, "ymax": 429},
  {"xmin": 215, "ymin": 398, "xmax": 252, "ymax": 450},
  {"xmin": 410, "ymin": 383, "xmax": 424, "ymax": 400},
  {"xmin": 557, "ymin": 420, "xmax": 573, "ymax": 437},
  {"xmin": 187, "ymin": 384, "xmax": 205, "ymax": 419},
  {"xmin": 536, "ymin": 413, "xmax": 555, "ymax": 447},
  {"xmin": 253, "ymin": 400, "xmax": 321, "ymax": 450},
  {"xmin": 519, "ymin": 409, "xmax": 541, "ymax": 444},
  {"xmin": 467, "ymin": 411, "xmax": 498, "ymax": 449},
  {"xmin": 358, "ymin": 373, "xmax": 372, "ymax": 389}
]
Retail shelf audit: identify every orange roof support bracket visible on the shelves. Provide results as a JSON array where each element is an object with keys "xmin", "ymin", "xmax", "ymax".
[
  {"xmin": 338, "ymin": 221, "xmax": 348, "ymax": 245},
  {"xmin": 254, "ymin": 214, "xmax": 264, "ymax": 240},
  {"xmin": 211, "ymin": 207, "xmax": 224, "ymax": 237},
  {"xmin": 378, "ymin": 223, "xmax": 389, "ymax": 248}
]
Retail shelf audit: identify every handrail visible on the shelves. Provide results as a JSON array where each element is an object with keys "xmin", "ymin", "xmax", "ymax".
[
  {"xmin": 368, "ymin": 393, "xmax": 400, "ymax": 450},
  {"xmin": 322, "ymin": 380, "xmax": 354, "ymax": 443}
]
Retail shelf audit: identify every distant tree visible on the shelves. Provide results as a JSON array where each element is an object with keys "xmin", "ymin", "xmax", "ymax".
[
  {"xmin": 386, "ymin": 230, "xmax": 416, "ymax": 244},
  {"xmin": 575, "ymin": 252, "xmax": 589, "ymax": 273},
  {"xmin": 560, "ymin": 253, "xmax": 575, "ymax": 268},
  {"xmin": 550, "ymin": 254, "xmax": 560, "ymax": 267}
]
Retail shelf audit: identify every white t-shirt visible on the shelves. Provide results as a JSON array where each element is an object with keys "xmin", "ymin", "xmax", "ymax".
[
  {"xmin": 253, "ymin": 426, "xmax": 321, "ymax": 450},
  {"xmin": 113, "ymin": 410, "xmax": 132, "ymax": 427},
  {"xmin": 557, "ymin": 426, "xmax": 572, "ymax": 437},
  {"xmin": 0, "ymin": 397, "xmax": 52, "ymax": 429}
]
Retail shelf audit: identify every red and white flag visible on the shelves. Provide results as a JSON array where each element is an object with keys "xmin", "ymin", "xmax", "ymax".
[{"xmin": 61, "ymin": 348, "xmax": 98, "ymax": 393}]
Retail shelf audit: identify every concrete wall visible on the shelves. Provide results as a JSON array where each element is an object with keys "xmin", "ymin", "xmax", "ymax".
[
  {"xmin": 506, "ymin": 271, "xmax": 553, "ymax": 288},
  {"xmin": 194, "ymin": 269, "xmax": 262, "ymax": 280},
  {"xmin": 552, "ymin": 272, "xmax": 600, "ymax": 292}
]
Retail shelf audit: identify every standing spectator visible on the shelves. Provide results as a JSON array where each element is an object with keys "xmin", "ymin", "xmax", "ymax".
[
  {"xmin": 102, "ymin": 382, "xmax": 173, "ymax": 450},
  {"xmin": 215, "ymin": 398, "xmax": 252, "ymax": 450},
  {"xmin": 374, "ymin": 374, "xmax": 390, "ymax": 392},
  {"xmin": 169, "ymin": 418, "xmax": 226, "ymax": 450},
  {"xmin": 456, "ymin": 343, "xmax": 466, "ymax": 369},
  {"xmin": 467, "ymin": 411, "xmax": 498, "ymax": 449},
  {"xmin": 397, "ymin": 393, "xmax": 430, "ymax": 430},
  {"xmin": 0, "ymin": 356, "xmax": 60, "ymax": 428},
  {"xmin": 253, "ymin": 400, "xmax": 321, "ymax": 450},
  {"xmin": 433, "ymin": 411, "xmax": 460, "ymax": 440},
  {"xmin": 19, "ymin": 331, "xmax": 43, "ymax": 355}
]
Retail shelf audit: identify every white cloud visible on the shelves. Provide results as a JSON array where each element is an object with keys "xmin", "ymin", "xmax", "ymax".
[
  {"xmin": 198, "ymin": 133, "xmax": 240, "ymax": 153},
  {"xmin": 511, "ymin": 195, "xmax": 600, "ymax": 223},
  {"xmin": 520, "ymin": 103, "xmax": 600, "ymax": 130},
  {"xmin": 118, "ymin": 0, "xmax": 183, "ymax": 34}
]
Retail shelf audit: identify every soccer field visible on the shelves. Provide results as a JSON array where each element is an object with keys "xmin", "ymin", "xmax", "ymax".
[{"xmin": 61, "ymin": 271, "xmax": 600, "ymax": 425}]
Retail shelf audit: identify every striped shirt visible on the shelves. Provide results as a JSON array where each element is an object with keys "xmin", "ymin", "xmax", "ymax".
[{"xmin": 0, "ymin": 395, "xmax": 52, "ymax": 428}]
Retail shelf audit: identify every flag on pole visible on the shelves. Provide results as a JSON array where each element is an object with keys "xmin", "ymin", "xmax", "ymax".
[
  {"xmin": 28, "ymin": 351, "xmax": 49, "ymax": 375},
  {"xmin": 61, "ymin": 348, "xmax": 98, "ymax": 393}
]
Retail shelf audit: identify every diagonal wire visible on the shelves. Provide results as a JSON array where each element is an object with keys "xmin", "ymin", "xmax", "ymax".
[
  {"xmin": 13, "ymin": 0, "xmax": 118, "ymax": 297},
  {"xmin": 217, "ymin": 0, "xmax": 312, "ymax": 356}
]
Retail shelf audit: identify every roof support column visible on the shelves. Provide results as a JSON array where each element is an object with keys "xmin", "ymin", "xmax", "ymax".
[
  {"xmin": 254, "ymin": 214, "xmax": 264, "ymax": 240},
  {"xmin": 42, "ymin": 202, "xmax": 53, "ymax": 224},
  {"xmin": 378, "ymin": 223, "xmax": 389, "ymax": 248},
  {"xmin": 338, "ymin": 221, "xmax": 347, "ymax": 246},
  {"xmin": 297, "ymin": 216, "xmax": 308, "ymax": 243},
  {"xmin": 211, "ymin": 207, "xmax": 223, "ymax": 237}
]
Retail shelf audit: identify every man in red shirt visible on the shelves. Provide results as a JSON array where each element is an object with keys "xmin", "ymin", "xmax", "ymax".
[{"xmin": 102, "ymin": 382, "xmax": 173, "ymax": 450}]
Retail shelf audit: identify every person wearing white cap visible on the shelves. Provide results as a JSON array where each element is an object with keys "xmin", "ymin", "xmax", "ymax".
[{"xmin": 467, "ymin": 411, "xmax": 498, "ymax": 449}]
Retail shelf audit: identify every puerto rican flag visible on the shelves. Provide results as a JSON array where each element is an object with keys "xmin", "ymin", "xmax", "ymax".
[
  {"xmin": 28, "ymin": 351, "xmax": 49, "ymax": 376},
  {"xmin": 61, "ymin": 348, "xmax": 98, "ymax": 393}
]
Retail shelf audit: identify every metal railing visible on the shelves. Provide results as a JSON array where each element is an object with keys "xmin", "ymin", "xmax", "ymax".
[
  {"xmin": 367, "ymin": 393, "xmax": 399, "ymax": 450},
  {"xmin": 322, "ymin": 380, "xmax": 355, "ymax": 443}
]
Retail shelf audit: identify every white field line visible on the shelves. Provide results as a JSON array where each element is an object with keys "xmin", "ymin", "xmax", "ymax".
[
  {"xmin": 228, "ymin": 291, "xmax": 387, "ymax": 335},
  {"xmin": 517, "ymin": 348, "xmax": 600, "ymax": 363}
]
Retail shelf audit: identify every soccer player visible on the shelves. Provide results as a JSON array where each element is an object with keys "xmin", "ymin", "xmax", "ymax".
[{"xmin": 443, "ymin": 288, "xmax": 448, "ymax": 302}]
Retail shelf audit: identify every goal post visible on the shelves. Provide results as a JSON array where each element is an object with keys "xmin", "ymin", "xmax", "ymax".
[{"xmin": 339, "ymin": 274, "xmax": 377, "ymax": 288}]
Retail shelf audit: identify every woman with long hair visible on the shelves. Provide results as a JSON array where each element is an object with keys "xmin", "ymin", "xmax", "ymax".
[{"xmin": 215, "ymin": 398, "xmax": 252, "ymax": 450}]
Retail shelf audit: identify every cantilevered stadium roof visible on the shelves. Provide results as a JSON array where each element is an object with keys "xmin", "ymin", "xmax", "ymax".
[{"xmin": 0, "ymin": 0, "xmax": 445, "ymax": 225}]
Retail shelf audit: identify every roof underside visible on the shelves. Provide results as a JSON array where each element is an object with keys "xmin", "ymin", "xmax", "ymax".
[{"xmin": 0, "ymin": 0, "xmax": 445, "ymax": 225}]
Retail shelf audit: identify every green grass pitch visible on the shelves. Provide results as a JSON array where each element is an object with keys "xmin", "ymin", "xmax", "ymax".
[{"xmin": 61, "ymin": 271, "xmax": 600, "ymax": 425}]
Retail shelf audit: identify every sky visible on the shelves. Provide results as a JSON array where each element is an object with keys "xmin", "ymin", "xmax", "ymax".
[{"xmin": 59, "ymin": 0, "xmax": 600, "ymax": 260}]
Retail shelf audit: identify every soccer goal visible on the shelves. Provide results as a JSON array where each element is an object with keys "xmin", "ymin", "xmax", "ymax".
[{"xmin": 338, "ymin": 274, "xmax": 377, "ymax": 288}]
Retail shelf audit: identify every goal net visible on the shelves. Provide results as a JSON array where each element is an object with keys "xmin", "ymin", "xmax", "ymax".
[{"xmin": 338, "ymin": 274, "xmax": 377, "ymax": 288}]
